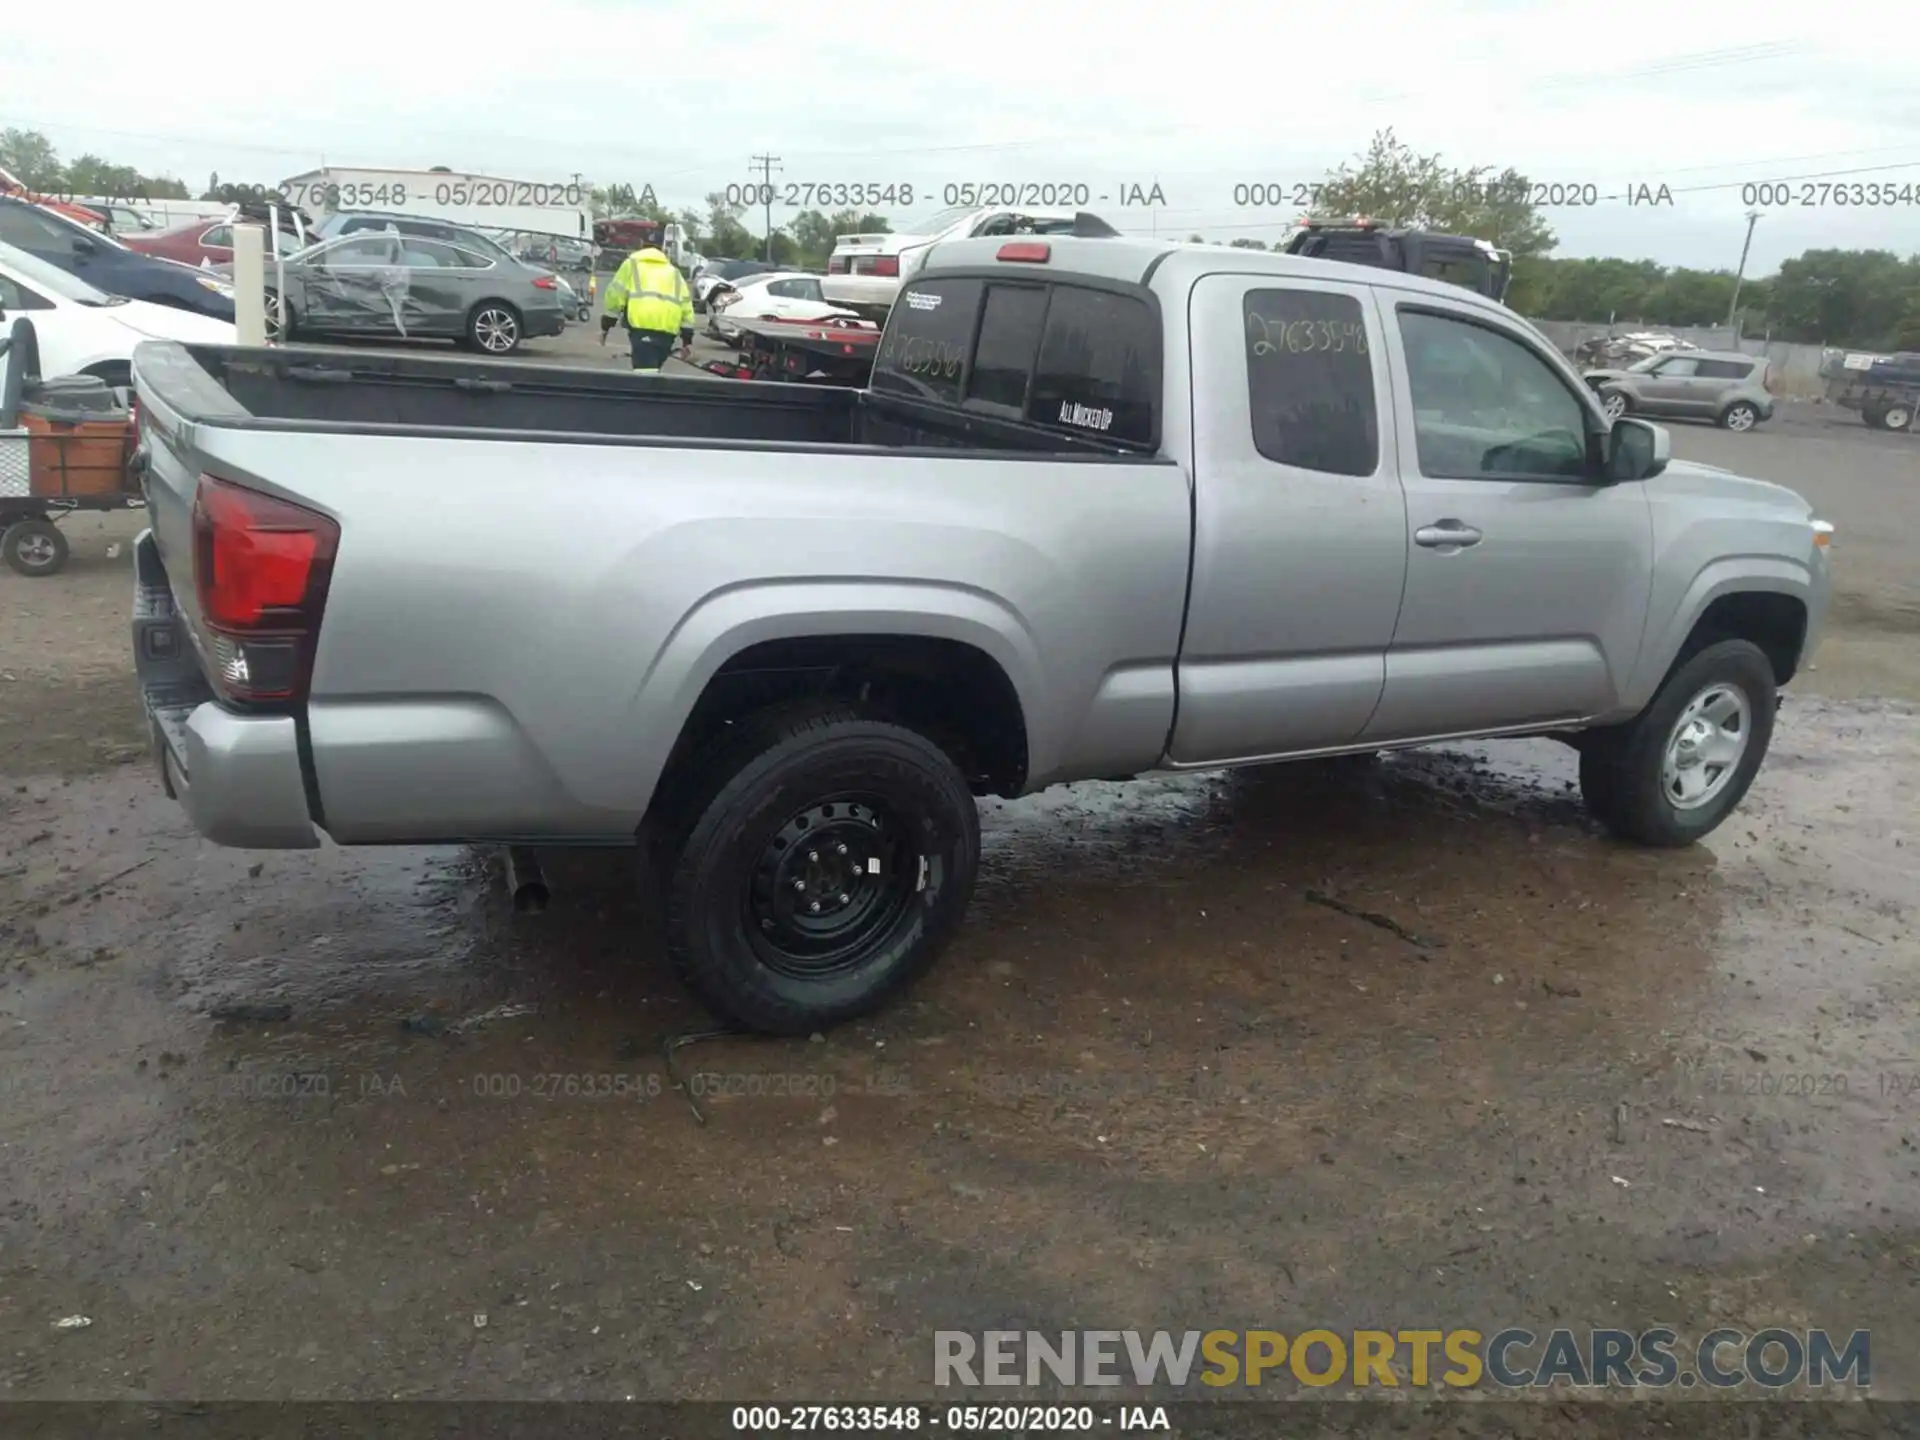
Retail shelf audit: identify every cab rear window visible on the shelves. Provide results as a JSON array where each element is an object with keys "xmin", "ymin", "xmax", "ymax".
[{"xmin": 872, "ymin": 276, "xmax": 1159, "ymax": 447}]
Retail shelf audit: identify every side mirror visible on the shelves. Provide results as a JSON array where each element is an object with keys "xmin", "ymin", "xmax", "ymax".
[
  {"xmin": 1605, "ymin": 417, "xmax": 1669, "ymax": 483},
  {"xmin": 72, "ymin": 234, "xmax": 96, "ymax": 258}
]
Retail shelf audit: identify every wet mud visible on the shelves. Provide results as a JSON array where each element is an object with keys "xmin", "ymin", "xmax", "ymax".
[{"xmin": 3, "ymin": 696, "xmax": 1916, "ymax": 1399}]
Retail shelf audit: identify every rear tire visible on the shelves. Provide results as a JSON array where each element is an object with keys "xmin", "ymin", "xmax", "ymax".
[
  {"xmin": 657, "ymin": 703, "xmax": 980, "ymax": 1035},
  {"xmin": 1883, "ymin": 402, "xmax": 1913, "ymax": 432},
  {"xmin": 1600, "ymin": 390, "xmax": 1630, "ymax": 421},
  {"xmin": 1720, "ymin": 401, "xmax": 1760, "ymax": 431},
  {"xmin": 1578, "ymin": 639, "xmax": 1776, "ymax": 847},
  {"xmin": 466, "ymin": 302, "xmax": 522, "ymax": 354},
  {"xmin": 2, "ymin": 519, "xmax": 70, "ymax": 577}
]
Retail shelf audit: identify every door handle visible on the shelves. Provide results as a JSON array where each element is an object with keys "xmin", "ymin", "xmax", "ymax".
[{"xmin": 1415, "ymin": 521, "xmax": 1483, "ymax": 549}]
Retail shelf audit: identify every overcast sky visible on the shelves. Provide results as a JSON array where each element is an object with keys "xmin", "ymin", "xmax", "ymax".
[{"xmin": 6, "ymin": 0, "xmax": 1918, "ymax": 273}]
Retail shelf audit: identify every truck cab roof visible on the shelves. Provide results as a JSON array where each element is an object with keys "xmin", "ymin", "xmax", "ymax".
[{"xmin": 920, "ymin": 233, "xmax": 1515, "ymax": 315}]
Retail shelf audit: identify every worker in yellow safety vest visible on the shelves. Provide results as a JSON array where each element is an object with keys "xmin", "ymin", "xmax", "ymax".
[{"xmin": 599, "ymin": 245, "xmax": 695, "ymax": 372}]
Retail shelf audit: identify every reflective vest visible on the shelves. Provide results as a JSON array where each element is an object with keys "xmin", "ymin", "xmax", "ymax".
[{"xmin": 606, "ymin": 247, "xmax": 693, "ymax": 335}]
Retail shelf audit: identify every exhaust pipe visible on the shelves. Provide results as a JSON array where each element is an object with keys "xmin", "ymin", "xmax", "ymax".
[{"xmin": 504, "ymin": 846, "xmax": 549, "ymax": 914}]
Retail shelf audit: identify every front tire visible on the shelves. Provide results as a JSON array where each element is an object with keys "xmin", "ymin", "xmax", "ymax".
[
  {"xmin": 1600, "ymin": 390, "xmax": 1630, "ymax": 422},
  {"xmin": 1720, "ymin": 401, "xmax": 1760, "ymax": 431},
  {"xmin": 1882, "ymin": 401, "xmax": 1913, "ymax": 432},
  {"xmin": 659, "ymin": 703, "xmax": 980, "ymax": 1035},
  {"xmin": 1578, "ymin": 639, "xmax": 1776, "ymax": 847}
]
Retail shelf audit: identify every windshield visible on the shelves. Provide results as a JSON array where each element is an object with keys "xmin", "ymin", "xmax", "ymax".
[
  {"xmin": 0, "ymin": 239, "xmax": 122, "ymax": 305},
  {"xmin": 40, "ymin": 204, "xmax": 130, "ymax": 249},
  {"xmin": 909, "ymin": 206, "xmax": 978, "ymax": 236}
]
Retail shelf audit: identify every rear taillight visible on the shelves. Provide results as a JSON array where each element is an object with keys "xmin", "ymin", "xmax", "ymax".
[
  {"xmin": 532, "ymin": 275, "xmax": 557, "ymax": 290},
  {"xmin": 827, "ymin": 255, "xmax": 849, "ymax": 273},
  {"xmin": 866, "ymin": 255, "xmax": 898, "ymax": 277},
  {"xmin": 192, "ymin": 474, "xmax": 338, "ymax": 705}
]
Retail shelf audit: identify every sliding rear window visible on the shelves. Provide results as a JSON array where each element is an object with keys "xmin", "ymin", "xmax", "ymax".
[{"xmin": 873, "ymin": 276, "xmax": 1160, "ymax": 447}]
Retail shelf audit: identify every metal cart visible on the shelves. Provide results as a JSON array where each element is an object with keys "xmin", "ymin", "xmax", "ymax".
[{"xmin": 0, "ymin": 317, "xmax": 143, "ymax": 578}]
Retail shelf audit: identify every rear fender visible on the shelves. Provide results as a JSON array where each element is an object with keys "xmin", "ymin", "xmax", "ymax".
[{"xmin": 626, "ymin": 580, "xmax": 1045, "ymax": 808}]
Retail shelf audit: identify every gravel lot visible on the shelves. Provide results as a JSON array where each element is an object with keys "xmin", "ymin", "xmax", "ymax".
[{"xmin": 1, "ymin": 336, "xmax": 1916, "ymax": 1415}]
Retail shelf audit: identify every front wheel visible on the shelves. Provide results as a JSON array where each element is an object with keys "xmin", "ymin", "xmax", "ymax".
[
  {"xmin": 2, "ymin": 518, "xmax": 70, "ymax": 577},
  {"xmin": 1578, "ymin": 639, "xmax": 1777, "ymax": 846},
  {"xmin": 658, "ymin": 703, "xmax": 981, "ymax": 1034},
  {"xmin": 1720, "ymin": 401, "xmax": 1760, "ymax": 431},
  {"xmin": 467, "ymin": 303, "xmax": 522, "ymax": 354},
  {"xmin": 1882, "ymin": 402, "xmax": 1913, "ymax": 432},
  {"xmin": 1600, "ymin": 390, "xmax": 1630, "ymax": 421}
]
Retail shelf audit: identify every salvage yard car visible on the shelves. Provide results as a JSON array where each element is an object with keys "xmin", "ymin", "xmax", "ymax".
[
  {"xmin": 256, "ymin": 231, "xmax": 566, "ymax": 353},
  {"xmin": 127, "ymin": 235, "xmax": 1833, "ymax": 1036},
  {"xmin": 0, "ymin": 196, "xmax": 237, "ymax": 323},
  {"xmin": 706, "ymin": 271, "xmax": 864, "ymax": 344},
  {"xmin": 1583, "ymin": 348, "xmax": 1775, "ymax": 431},
  {"xmin": 0, "ymin": 241, "xmax": 235, "ymax": 388}
]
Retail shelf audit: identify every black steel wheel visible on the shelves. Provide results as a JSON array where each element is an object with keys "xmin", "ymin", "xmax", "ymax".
[
  {"xmin": 2, "ymin": 519, "xmax": 69, "ymax": 577},
  {"xmin": 659, "ymin": 703, "xmax": 980, "ymax": 1034}
]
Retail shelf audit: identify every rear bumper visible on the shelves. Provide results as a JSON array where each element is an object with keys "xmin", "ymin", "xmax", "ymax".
[{"xmin": 132, "ymin": 529, "xmax": 321, "ymax": 849}]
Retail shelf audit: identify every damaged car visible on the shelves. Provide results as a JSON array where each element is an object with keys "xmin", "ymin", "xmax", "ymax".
[{"xmin": 258, "ymin": 231, "xmax": 565, "ymax": 353}]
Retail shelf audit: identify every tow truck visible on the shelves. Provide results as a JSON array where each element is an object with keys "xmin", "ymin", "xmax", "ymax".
[{"xmin": 1279, "ymin": 216, "xmax": 1514, "ymax": 304}]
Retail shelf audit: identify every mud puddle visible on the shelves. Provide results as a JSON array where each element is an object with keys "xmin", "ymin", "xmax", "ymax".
[{"xmin": 1, "ymin": 698, "xmax": 1915, "ymax": 1399}]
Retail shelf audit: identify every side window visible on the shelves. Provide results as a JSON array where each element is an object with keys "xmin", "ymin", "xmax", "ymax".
[
  {"xmin": 1696, "ymin": 359, "xmax": 1753, "ymax": 380},
  {"xmin": 1027, "ymin": 286, "xmax": 1158, "ymax": 446},
  {"xmin": 0, "ymin": 205, "xmax": 72, "ymax": 250},
  {"xmin": 965, "ymin": 283, "xmax": 1049, "ymax": 412},
  {"xmin": 320, "ymin": 236, "xmax": 397, "ymax": 267},
  {"xmin": 450, "ymin": 246, "xmax": 494, "ymax": 268},
  {"xmin": 0, "ymin": 276, "xmax": 53, "ymax": 311},
  {"xmin": 872, "ymin": 278, "xmax": 981, "ymax": 404},
  {"xmin": 399, "ymin": 242, "xmax": 446, "ymax": 268},
  {"xmin": 1654, "ymin": 356, "xmax": 1699, "ymax": 377},
  {"xmin": 1242, "ymin": 288, "xmax": 1378, "ymax": 477},
  {"xmin": 200, "ymin": 225, "xmax": 233, "ymax": 249},
  {"xmin": 1397, "ymin": 309, "xmax": 1589, "ymax": 480},
  {"xmin": 796, "ymin": 278, "xmax": 823, "ymax": 303},
  {"xmin": 766, "ymin": 279, "xmax": 805, "ymax": 299}
]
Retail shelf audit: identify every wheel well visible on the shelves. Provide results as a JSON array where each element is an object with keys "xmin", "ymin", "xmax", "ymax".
[
  {"xmin": 661, "ymin": 635, "xmax": 1030, "ymax": 799},
  {"xmin": 1688, "ymin": 592, "xmax": 1808, "ymax": 684}
]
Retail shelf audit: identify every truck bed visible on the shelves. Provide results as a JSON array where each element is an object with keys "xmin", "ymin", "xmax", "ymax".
[{"xmin": 140, "ymin": 343, "xmax": 1116, "ymax": 455}]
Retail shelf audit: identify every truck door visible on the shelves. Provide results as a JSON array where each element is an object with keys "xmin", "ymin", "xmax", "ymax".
[
  {"xmin": 1167, "ymin": 273, "xmax": 1407, "ymax": 764},
  {"xmin": 1362, "ymin": 296, "xmax": 1653, "ymax": 741}
]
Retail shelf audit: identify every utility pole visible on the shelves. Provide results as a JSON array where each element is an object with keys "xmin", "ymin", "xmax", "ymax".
[
  {"xmin": 749, "ymin": 154, "xmax": 782, "ymax": 262},
  {"xmin": 1727, "ymin": 210, "xmax": 1761, "ymax": 330}
]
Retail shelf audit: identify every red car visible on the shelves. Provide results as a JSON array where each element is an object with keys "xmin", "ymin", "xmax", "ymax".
[{"xmin": 125, "ymin": 212, "xmax": 308, "ymax": 267}]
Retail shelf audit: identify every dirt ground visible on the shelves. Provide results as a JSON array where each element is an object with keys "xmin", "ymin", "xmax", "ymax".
[{"xmin": 1, "ymin": 356, "xmax": 1917, "ymax": 1413}]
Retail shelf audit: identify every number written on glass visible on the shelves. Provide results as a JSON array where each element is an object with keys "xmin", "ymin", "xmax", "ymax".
[{"xmin": 1248, "ymin": 312, "xmax": 1369, "ymax": 357}]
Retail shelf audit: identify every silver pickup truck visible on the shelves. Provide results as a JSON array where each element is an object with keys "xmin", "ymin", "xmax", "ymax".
[{"xmin": 128, "ymin": 235, "xmax": 1834, "ymax": 1034}]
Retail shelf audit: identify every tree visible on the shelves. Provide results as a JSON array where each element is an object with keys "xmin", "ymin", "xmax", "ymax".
[
  {"xmin": 704, "ymin": 190, "xmax": 754, "ymax": 259},
  {"xmin": 0, "ymin": 127, "xmax": 62, "ymax": 188},
  {"xmin": 1765, "ymin": 249, "xmax": 1915, "ymax": 347},
  {"xmin": 1311, "ymin": 128, "xmax": 1557, "ymax": 259},
  {"xmin": 1229, "ymin": 237, "xmax": 1268, "ymax": 250}
]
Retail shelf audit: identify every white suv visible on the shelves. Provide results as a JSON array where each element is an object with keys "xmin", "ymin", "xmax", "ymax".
[{"xmin": 824, "ymin": 207, "xmax": 1085, "ymax": 316}]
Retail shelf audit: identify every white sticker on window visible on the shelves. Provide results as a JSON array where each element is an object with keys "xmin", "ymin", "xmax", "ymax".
[
  {"xmin": 1058, "ymin": 401, "xmax": 1114, "ymax": 431},
  {"xmin": 905, "ymin": 291, "xmax": 941, "ymax": 311}
]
